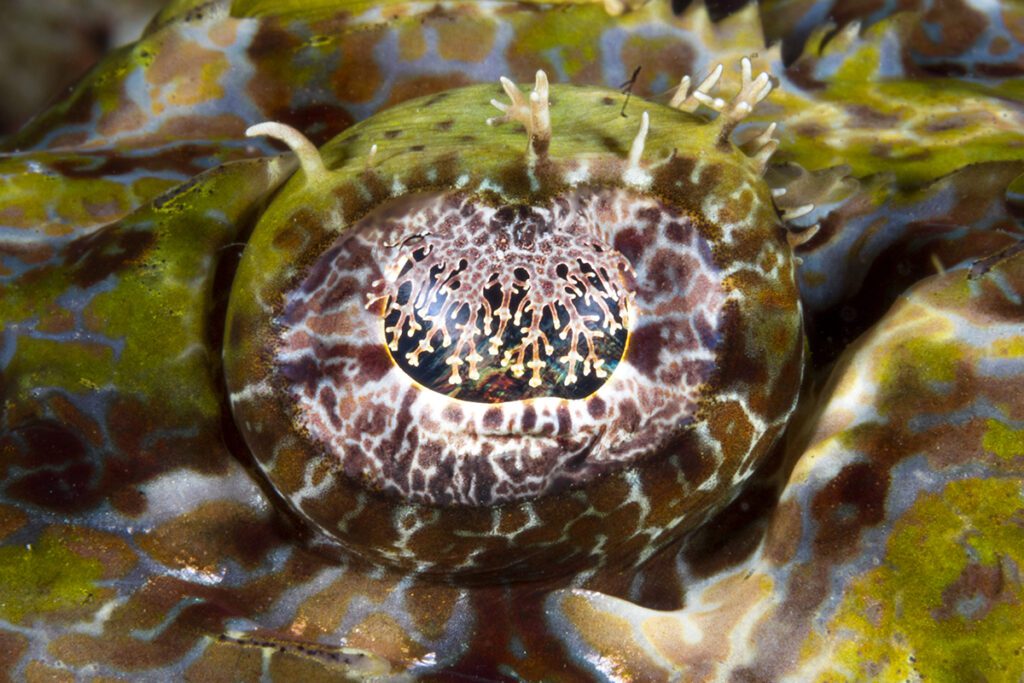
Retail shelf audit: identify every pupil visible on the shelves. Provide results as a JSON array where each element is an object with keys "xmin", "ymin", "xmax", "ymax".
[
  {"xmin": 371, "ymin": 202, "xmax": 635, "ymax": 403},
  {"xmin": 385, "ymin": 259, "xmax": 629, "ymax": 402}
]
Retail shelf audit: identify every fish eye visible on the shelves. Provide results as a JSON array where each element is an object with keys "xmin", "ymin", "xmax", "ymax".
[{"xmin": 224, "ymin": 64, "xmax": 804, "ymax": 580}]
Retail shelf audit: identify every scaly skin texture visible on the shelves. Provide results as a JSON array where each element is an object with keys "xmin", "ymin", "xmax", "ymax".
[{"xmin": 1, "ymin": 0, "xmax": 1023, "ymax": 681}]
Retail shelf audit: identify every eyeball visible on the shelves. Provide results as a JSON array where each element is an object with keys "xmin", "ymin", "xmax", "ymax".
[{"xmin": 224, "ymin": 66, "xmax": 803, "ymax": 580}]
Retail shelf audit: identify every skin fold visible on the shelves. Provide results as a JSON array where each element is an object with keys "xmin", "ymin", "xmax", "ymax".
[{"xmin": 0, "ymin": 0, "xmax": 1022, "ymax": 680}]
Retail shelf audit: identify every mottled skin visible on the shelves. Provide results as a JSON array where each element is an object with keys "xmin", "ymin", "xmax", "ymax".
[{"xmin": 1, "ymin": 1, "xmax": 1023, "ymax": 681}]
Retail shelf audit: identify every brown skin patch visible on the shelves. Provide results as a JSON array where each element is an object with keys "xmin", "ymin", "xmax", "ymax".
[
  {"xmin": 47, "ymin": 394, "xmax": 104, "ymax": 448},
  {"xmin": 705, "ymin": 398, "xmax": 756, "ymax": 468},
  {"xmin": 620, "ymin": 35, "xmax": 695, "ymax": 99},
  {"xmin": 495, "ymin": 506, "xmax": 530, "ymax": 534},
  {"xmin": 136, "ymin": 501, "xmax": 282, "ymax": 572},
  {"xmin": 441, "ymin": 405, "xmax": 464, "ymax": 424},
  {"xmin": 5, "ymin": 421, "xmax": 97, "ymax": 513},
  {"xmin": 810, "ymin": 461, "xmax": 889, "ymax": 558},
  {"xmin": 96, "ymin": 98, "xmax": 147, "ymax": 139},
  {"xmin": 24, "ymin": 662, "xmax": 75, "ymax": 683},
  {"xmin": 344, "ymin": 613, "xmax": 428, "ymax": 667},
  {"xmin": 185, "ymin": 638, "xmax": 264, "ymax": 683},
  {"xmin": 292, "ymin": 572, "xmax": 392, "ymax": 638},
  {"xmin": 629, "ymin": 549, "xmax": 686, "ymax": 611},
  {"xmin": 146, "ymin": 31, "xmax": 229, "ymax": 108},
  {"xmin": 627, "ymin": 323, "xmax": 668, "ymax": 378},
  {"xmin": 404, "ymin": 583, "xmax": 459, "ymax": 640},
  {"xmin": 383, "ymin": 73, "xmax": 476, "ymax": 110},
  {"xmin": 436, "ymin": 18, "xmax": 498, "ymax": 63},
  {"xmin": 245, "ymin": 21, "xmax": 304, "ymax": 119},
  {"xmin": 588, "ymin": 475, "xmax": 631, "ymax": 515},
  {"xmin": 397, "ymin": 22, "xmax": 427, "ymax": 62},
  {"xmin": 282, "ymin": 103, "xmax": 355, "ymax": 146},
  {"xmin": 332, "ymin": 29, "xmax": 386, "ymax": 104},
  {"xmin": 934, "ymin": 560, "xmax": 1019, "ymax": 621},
  {"xmin": 65, "ymin": 225, "xmax": 156, "ymax": 289},
  {"xmin": 764, "ymin": 498, "xmax": 803, "ymax": 565},
  {"xmin": 326, "ymin": 495, "xmax": 403, "ymax": 560},
  {"xmin": 912, "ymin": 0, "xmax": 988, "ymax": 59},
  {"xmin": 482, "ymin": 407, "xmax": 504, "ymax": 430},
  {"xmin": 153, "ymin": 113, "xmax": 249, "ymax": 141},
  {"xmin": 48, "ymin": 578, "xmax": 227, "ymax": 669},
  {"xmin": 0, "ymin": 630, "xmax": 28, "ymax": 677},
  {"xmin": 0, "ymin": 505, "xmax": 27, "ymax": 542}
]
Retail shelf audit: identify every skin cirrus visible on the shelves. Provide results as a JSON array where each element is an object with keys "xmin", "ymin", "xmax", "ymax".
[{"xmin": 0, "ymin": 0, "xmax": 1022, "ymax": 681}]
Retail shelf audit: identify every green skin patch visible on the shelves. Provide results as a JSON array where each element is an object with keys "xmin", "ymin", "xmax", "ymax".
[{"xmin": 0, "ymin": 531, "xmax": 104, "ymax": 625}]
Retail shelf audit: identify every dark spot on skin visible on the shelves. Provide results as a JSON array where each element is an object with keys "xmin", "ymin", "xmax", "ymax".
[
  {"xmin": 672, "ymin": 430, "xmax": 716, "ymax": 488},
  {"xmin": 279, "ymin": 355, "xmax": 321, "ymax": 398},
  {"xmin": 15, "ymin": 420, "xmax": 87, "ymax": 467},
  {"xmin": 384, "ymin": 129, "xmax": 402, "ymax": 139},
  {"xmin": 424, "ymin": 92, "xmax": 450, "ymax": 107},
  {"xmin": 426, "ymin": 446, "xmax": 455, "ymax": 502},
  {"xmin": 626, "ymin": 324, "xmax": 663, "ymax": 378},
  {"xmin": 471, "ymin": 458, "xmax": 498, "ymax": 505},
  {"xmin": 435, "ymin": 119, "xmax": 455, "ymax": 131},
  {"xmin": 613, "ymin": 227, "xmax": 645, "ymax": 264},
  {"xmin": 483, "ymin": 407, "xmax": 503, "ymax": 430},
  {"xmin": 532, "ymin": 136, "xmax": 550, "ymax": 158},
  {"xmin": 811, "ymin": 461, "xmax": 890, "ymax": 556},
  {"xmin": 556, "ymin": 405, "xmax": 572, "ymax": 434},
  {"xmin": 599, "ymin": 134, "xmax": 627, "ymax": 156},
  {"xmin": 8, "ymin": 461, "xmax": 96, "ymax": 513},
  {"xmin": 924, "ymin": 115, "xmax": 970, "ymax": 133},
  {"xmin": 601, "ymin": 96, "xmax": 616, "ymax": 105},
  {"xmin": 283, "ymin": 103, "xmax": 355, "ymax": 145},
  {"xmin": 847, "ymin": 104, "xmax": 900, "ymax": 129},
  {"xmin": 409, "ymin": 144, "xmax": 425, "ymax": 152},
  {"xmin": 714, "ymin": 301, "xmax": 763, "ymax": 388},
  {"xmin": 315, "ymin": 275, "xmax": 361, "ymax": 313},
  {"xmin": 356, "ymin": 343, "xmax": 394, "ymax": 381},
  {"xmin": 636, "ymin": 206, "xmax": 661, "ymax": 226},
  {"xmin": 521, "ymin": 405, "xmax": 537, "ymax": 431},
  {"xmin": 587, "ymin": 396, "xmax": 606, "ymax": 419},
  {"xmin": 495, "ymin": 161, "xmax": 533, "ymax": 198},
  {"xmin": 617, "ymin": 399, "xmax": 641, "ymax": 433},
  {"xmin": 320, "ymin": 386, "xmax": 341, "ymax": 429},
  {"xmin": 64, "ymin": 222, "xmax": 156, "ymax": 288},
  {"xmin": 665, "ymin": 220, "xmax": 688, "ymax": 242},
  {"xmin": 935, "ymin": 561, "xmax": 1014, "ymax": 621},
  {"xmin": 693, "ymin": 311, "xmax": 719, "ymax": 349},
  {"xmin": 359, "ymin": 168, "xmax": 391, "ymax": 203}
]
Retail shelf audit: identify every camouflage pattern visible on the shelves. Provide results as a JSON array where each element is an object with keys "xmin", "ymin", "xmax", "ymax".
[{"xmin": 1, "ymin": 0, "xmax": 1022, "ymax": 680}]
